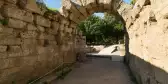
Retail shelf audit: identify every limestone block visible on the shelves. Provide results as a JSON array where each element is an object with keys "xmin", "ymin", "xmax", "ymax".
[
  {"xmin": 66, "ymin": 28, "xmax": 73, "ymax": 34},
  {"xmin": 98, "ymin": 0, "xmax": 104, "ymax": 5},
  {"xmin": 51, "ymin": 21, "xmax": 59, "ymax": 31},
  {"xmin": 8, "ymin": 58, "xmax": 23, "ymax": 68},
  {"xmin": 5, "ymin": 0, "xmax": 17, "ymax": 4},
  {"xmin": 70, "ymin": 21, "xmax": 77, "ymax": 28},
  {"xmin": 0, "ymin": 38, "xmax": 21, "ymax": 45},
  {"xmin": 61, "ymin": 18, "xmax": 69, "ymax": 25},
  {"xmin": 20, "ymin": 31, "xmax": 38, "ymax": 38},
  {"xmin": 47, "ymin": 28, "xmax": 58, "ymax": 35},
  {"xmin": 135, "ymin": 0, "xmax": 150, "ymax": 7},
  {"xmin": 0, "ymin": 46, "xmax": 7, "ymax": 52},
  {"xmin": 38, "ymin": 33, "xmax": 55, "ymax": 40},
  {"xmin": 69, "ymin": 13, "xmax": 80, "ymax": 24},
  {"xmin": 62, "ymin": 0, "xmax": 80, "ymax": 15},
  {"xmin": 35, "ymin": 15, "xmax": 51, "ymax": 27},
  {"xmin": 0, "ymin": 52, "xmax": 7, "ymax": 59},
  {"xmin": 78, "ymin": 7, "xmax": 88, "ymax": 17},
  {"xmin": 0, "ymin": 59, "xmax": 10, "ymax": 69},
  {"xmin": 131, "ymin": 5, "xmax": 142, "ymax": 20},
  {"xmin": 37, "ymin": 26, "xmax": 45, "ymax": 32},
  {"xmin": 86, "ymin": 0, "xmax": 95, "ymax": 5},
  {"xmin": 27, "ymin": 24, "xmax": 37, "ymax": 31},
  {"xmin": 8, "ymin": 18, "xmax": 27, "ymax": 29},
  {"xmin": 59, "ymin": 24, "xmax": 65, "ymax": 31},
  {"xmin": 26, "ymin": 0, "xmax": 42, "ymax": 14},
  {"xmin": 8, "ymin": 46, "xmax": 23, "ymax": 57},
  {"xmin": 59, "ymin": 7, "xmax": 69, "ymax": 18},
  {"xmin": 158, "ymin": 6, "xmax": 168, "ymax": 19},
  {"xmin": 0, "ymin": 24, "xmax": 13, "ymax": 34},
  {"xmin": 104, "ymin": 0, "xmax": 112, "ymax": 10},
  {"xmin": 21, "ymin": 39, "xmax": 37, "ymax": 56},
  {"xmin": 0, "ymin": 0, "xmax": 4, "ymax": 8},
  {"xmin": 23, "ymin": 56, "xmax": 38, "ymax": 66},
  {"xmin": 3, "ymin": 5, "xmax": 33, "ymax": 23}
]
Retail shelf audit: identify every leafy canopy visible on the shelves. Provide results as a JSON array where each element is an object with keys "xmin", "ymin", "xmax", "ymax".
[{"xmin": 77, "ymin": 13, "xmax": 124, "ymax": 45}]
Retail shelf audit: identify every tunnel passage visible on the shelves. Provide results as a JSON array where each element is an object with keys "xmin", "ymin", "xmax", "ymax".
[{"xmin": 0, "ymin": 0, "xmax": 168, "ymax": 84}]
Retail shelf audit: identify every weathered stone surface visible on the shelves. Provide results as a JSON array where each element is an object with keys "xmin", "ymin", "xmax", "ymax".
[
  {"xmin": 0, "ymin": 59, "xmax": 10, "ymax": 69},
  {"xmin": 20, "ymin": 31, "xmax": 38, "ymax": 38},
  {"xmin": 0, "ymin": 52, "xmax": 8, "ymax": 59},
  {"xmin": 26, "ymin": 0, "xmax": 42, "ymax": 14},
  {"xmin": 5, "ymin": 0, "xmax": 17, "ymax": 4},
  {"xmin": 35, "ymin": 15, "xmax": 51, "ymax": 27},
  {"xmin": 37, "ymin": 33, "xmax": 55, "ymax": 40},
  {"xmin": 8, "ymin": 18, "xmax": 27, "ymax": 29},
  {"xmin": 124, "ymin": 0, "xmax": 168, "ymax": 84},
  {"xmin": 0, "ymin": 24, "xmax": 13, "ymax": 34},
  {"xmin": 0, "ymin": 38, "xmax": 21, "ymax": 45},
  {"xmin": 0, "ymin": 0, "xmax": 4, "ymax": 8},
  {"xmin": 8, "ymin": 46, "xmax": 23, "ymax": 57},
  {"xmin": 27, "ymin": 24, "xmax": 37, "ymax": 31},
  {"xmin": 3, "ymin": 5, "xmax": 33, "ymax": 23},
  {"xmin": 37, "ymin": 26, "xmax": 45, "ymax": 32},
  {"xmin": 21, "ymin": 39, "xmax": 37, "ymax": 56},
  {"xmin": 0, "ymin": 46, "xmax": 7, "ymax": 52}
]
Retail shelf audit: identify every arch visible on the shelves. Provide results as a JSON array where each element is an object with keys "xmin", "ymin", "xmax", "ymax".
[{"xmin": 59, "ymin": 0, "xmax": 123, "ymax": 25}]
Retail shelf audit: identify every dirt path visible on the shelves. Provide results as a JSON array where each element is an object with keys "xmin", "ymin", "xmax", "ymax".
[{"xmin": 51, "ymin": 57, "xmax": 135, "ymax": 84}]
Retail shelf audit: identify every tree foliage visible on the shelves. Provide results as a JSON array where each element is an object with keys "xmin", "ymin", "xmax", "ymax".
[
  {"xmin": 77, "ymin": 13, "xmax": 124, "ymax": 45},
  {"xmin": 130, "ymin": 0, "xmax": 136, "ymax": 5}
]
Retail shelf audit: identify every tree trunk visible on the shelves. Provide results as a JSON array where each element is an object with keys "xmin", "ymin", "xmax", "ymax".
[{"xmin": 116, "ymin": 36, "xmax": 119, "ymax": 44}]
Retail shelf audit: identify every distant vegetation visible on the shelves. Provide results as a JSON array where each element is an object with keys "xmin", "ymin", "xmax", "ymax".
[
  {"xmin": 36, "ymin": 0, "xmax": 59, "ymax": 12},
  {"xmin": 77, "ymin": 13, "xmax": 124, "ymax": 45},
  {"xmin": 130, "ymin": 0, "xmax": 136, "ymax": 5}
]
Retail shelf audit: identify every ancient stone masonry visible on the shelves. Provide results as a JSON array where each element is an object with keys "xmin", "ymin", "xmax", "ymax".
[
  {"xmin": 1, "ymin": 0, "xmax": 168, "ymax": 84},
  {"xmin": 0, "ymin": 0, "xmax": 85, "ymax": 84},
  {"xmin": 121, "ymin": 0, "xmax": 168, "ymax": 84}
]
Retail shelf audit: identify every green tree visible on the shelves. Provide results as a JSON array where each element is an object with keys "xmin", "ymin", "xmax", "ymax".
[{"xmin": 78, "ymin": 13, "xmax": 124, "ymax": 45}]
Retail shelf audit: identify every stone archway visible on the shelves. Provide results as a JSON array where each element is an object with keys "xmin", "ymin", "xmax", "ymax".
[{"xmin": 60, "ymin": 0, "xmax": 122, "ymax": 25}]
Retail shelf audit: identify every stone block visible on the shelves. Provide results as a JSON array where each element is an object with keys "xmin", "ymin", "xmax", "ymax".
[
  {"xmin": 20, "ymin": 31, "xmax": 38, "ymax": 38},
  {"xmin": 23, "ymin": 56, "xmax": 38, "ymax": 66},
  {"xmin": 35, "ymin": 15, "xmax": 51, "ymax": 27},
  {"xmin": 0, "ymin": 59, "xmax": 10, "ymax": 69},
  {"xmin": 8, "ymin": 18, "xmax": 27, "ymax": 29},
  {"xmin": 0, "ymin": 52, "xmax": 7, "ymax": 59},
  {"xmin": 0, "ymin": 24, "xmax": 13, "ymax": 34},
  {"xmin": 51, "ymin": 21, "xmax": 59, "ymax": 30},
  {"xmin": 5, "ymin": 0, "xmax": 17, "ymax": 4},
  {"xmin": 69, "ymin": 13, "xmax": 80, "ymax": 24},
  {"xmin": 3, "ymin": 5, "xmax": 33, "ymax": 23},
  {"xmin": 59, "ymin": 7, "xmax": 69, "ymax": 18},
  {"xmin": 78, "ymin": 7, "xmax": 88, "ymax": 17},
  {"xmin": 37, "ymin": 25, "xmax": 45, "ymax": 32},
  {"xmin": 27, "ymin": 24, "xmax": 37, "ymax": 31},
  {"xmin": 26, "ymin": 0, "xmax": 42, "ymax": 14},
  {"xmin": 8, "ymin": 46, "xmax": 23, "ymax": 57},
  {"xmin": 0, "ymin": 38, "xmax": 21, "ymax": 45},
  {"xmin": 0, "ymin": 46, "xmax": 7, "ymax": 52},
  {"xmin": 104, "ymin": 0, "xmax": 112, "ymax": 10},
  {"xmin": 0, "ymin": 0, "xmax": 4, "ymax": 8},
  {"xmin": 37, "ymin": 33, "xmax": 55, "ymax": 41},
  {"xmin": 21, "ymin": 39, "xmax": 37, "ymax": 56}
]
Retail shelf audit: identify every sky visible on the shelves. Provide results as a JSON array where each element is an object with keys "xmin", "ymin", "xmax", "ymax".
[{"xmin": 43, "ymin": 0, "xmax": 131, "ymax": 17}]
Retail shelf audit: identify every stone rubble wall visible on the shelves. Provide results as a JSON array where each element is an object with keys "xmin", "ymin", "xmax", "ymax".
[
  {"xmin": 122, "ymin": 0, "xmax": 168, "ymax": 84},
  {"xmin": 0, "ymin": 0, "xmax": 85, "ymax": 84}
]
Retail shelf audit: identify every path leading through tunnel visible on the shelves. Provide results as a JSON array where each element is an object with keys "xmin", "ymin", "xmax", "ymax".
[{"xmin": 51, "ymin": 56, "xmax": 135, "ymax": 84}]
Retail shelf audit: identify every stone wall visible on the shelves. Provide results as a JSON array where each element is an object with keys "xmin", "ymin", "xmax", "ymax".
[
  {"xmin": 0, "ymin": 0, "xmax": 85, "ymax": 84},
  {"xmin": 122, "ymin": 0, "xmax": 168, "ymax": 84}
]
